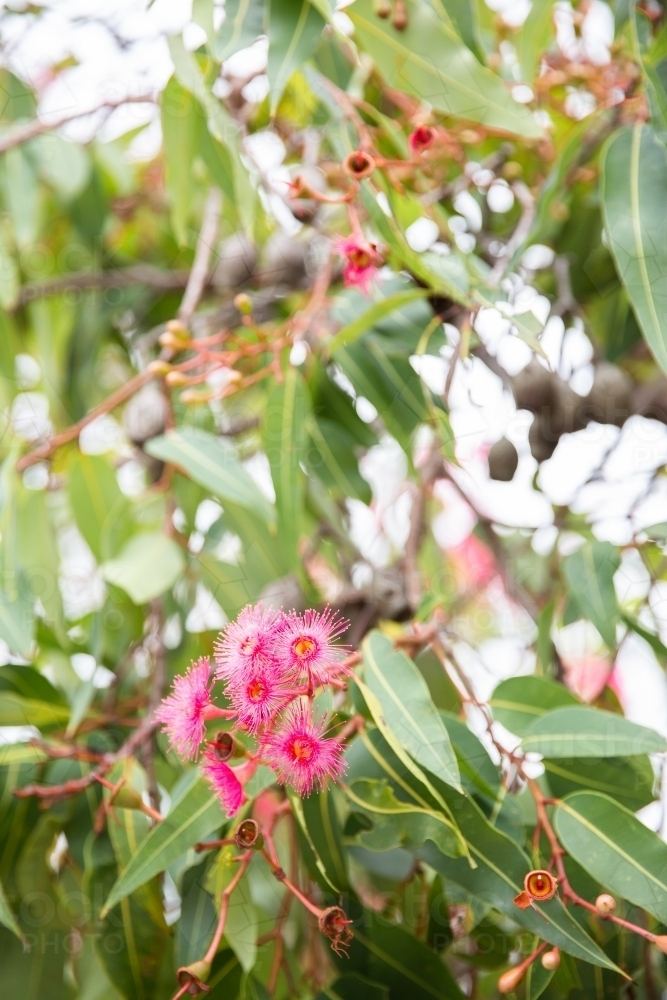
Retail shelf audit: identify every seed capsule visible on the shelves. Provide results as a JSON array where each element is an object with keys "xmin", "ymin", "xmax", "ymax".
[
  {"xmin": 234, "ymin": 818, "xmax": 263, "ymax": 850},
  {"xmin": 541, "ymin": 947, "xmax": 560, "ymax": 970},
  {"xmin": 342, "ymin": 150, "xmax": 375, "ymax": 180},
  {"xmin": 524, "ymin": 869, "xmax": 557, "ymax": 902}
]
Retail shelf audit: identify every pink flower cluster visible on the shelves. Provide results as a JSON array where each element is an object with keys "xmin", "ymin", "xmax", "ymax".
[{"xmin": 156, "ymin": 605, "xmax": 349, "ymax": 816}]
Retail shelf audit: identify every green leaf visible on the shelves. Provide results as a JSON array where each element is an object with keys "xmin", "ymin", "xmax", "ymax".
[
  {"xmin": 601, "ymin": 123, "xmax": 667, "ymax": 375},
  {"xmin": 0, "ymin": 692, "xmax": 69, "ymax": 728},
  {"xmin": 355, "ymin": 918, "xmax": 466, "ymax": 1000},
  {"xmin": 176, "ymin": 863, "xmax": 217, "ymax": 969},
  {"xmin": 328, "ymin": 288, "xmax": 431, "ymax": 353},
  {"xmin": 315, "ymin": 973, "xmax": 389, "ymax": 1000},
  {"xmin": 345, "ymin": 778, "xmax": 462, "ymax": 858},
  {"xmin": 263, "ymin": 367, "xmax": 309, "ymax": 563},
  {"xmin": 307, "ymin": 417, "xmax": 371, "ymax": 503},
  {"xmin": 0, "ymin": 587, "xmax": 33, "ymax": 659},
  {"xmin": 348, "ymin": 0, "xmax": 542, "ymax": 138},
  {"xmin": 362, "ymin": 631, "xmax": 461, "ymax": 792},
  {"xmin": 101, "ymin": 776, "xmax": 226, "ymax": 917},
  {"xmin": 555, "ymin": 791, "xmax": 667, "ymax": 923},
  {"xmin": 490, "ymin": 676, "xmax": 579, "ymax": 737},
  {"xmin": 214, "ymin": 0, "xmax": 265, "ymax": 61},
  {"xmin": 562, "ymin": 540, "xmax": 620, "ymax": 648},
  {"xmin": 544, "ymin": 754, "xmax": 655, "ymax": 812},
  {"xmin": 429, "ymin": 0, "xmax": 484, "ymax": 63},
  {"xmin": 101, "ymin": 532, "xmax": 185, "ymax": 605},
  {"xmin": 521, "ymin": 705, "xmax": 667, "ymax": 757},
  {"xmin": 517, "ymin": 0, "xmax": 556, "ymax": 82},
  {"xmin": 266, "ymin": 0, "xmax": 326, "ymax": 114},
  {"xmin": 206, "ymin": 847, "xmax": 257, "ymax": 972},
  {"xmin": 0, "ymin": 874, "xmax": 23, "ymax": 942},
  {"xmin": 161, "ymin": 76, "xmax": 199, "ymax": 245},
  {"xmin": 69, "ymin": 452, "xmax": 133, "ymax": 562},
  {"xmin": 622, "ymin": 611, "xmax": 667, "ymax": 662},
  {"xmin": 146, "ymin": 428, "xmax": 274, "ymax": 527},
  {"xmin": 297, "ymin": 785, "xmax": 350, "ymax": 892},
  {"xmin": 346, "ymin": 727, "xmax": 620, "ymax": 971},
  {"xmin": 17, "ymin": 488, "xmax": 65, "ymax": 640},
  {"xmin": 526, "ymin": 959, "xmax": 555, "ymax": 1000}
]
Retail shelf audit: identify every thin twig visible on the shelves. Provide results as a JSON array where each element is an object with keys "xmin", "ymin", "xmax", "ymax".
[
  {"xmin": 178, "ymin": 188, "xmax": 223, "ymax": 325},
  {"xmin": 0, "ymin": 93, "xmax": 156, "ymax": 155},
  {"xmin": 16, "ymin": 265, "xmax": 193, "ymax": 307}
]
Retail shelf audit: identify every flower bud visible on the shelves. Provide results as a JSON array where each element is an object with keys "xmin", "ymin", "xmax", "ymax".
[
  {"xmin": 595, "ymin": 893, "xmax": 616, "ymax": 915},
  {"xmin": 146, "ymin": 360, "xmax": 172, "ymax": 376},
  {"xmin": 165, "ymin": 371, "xmax": 190, "ymax": 387},
  {"xmin": 234, "ymin": 818, "xmax": 263, "ymax": 850},
  {"xmin": 498, "ymin": 964, "xmax": 527, "ymax": 993},
  {"xmin": 234, "ymin": 292, "xmax": 253, "ymax": 315},
  {"xmin": 541, "ymin": 947, "xmax": 560, "ymax": 970},
  {"xmin": 166, "ymin": 319, "xmax": 190, "ymax": 341},
  {"xmin": 158, "ymin": 331, "xmax": 187, "ymax": 351}
]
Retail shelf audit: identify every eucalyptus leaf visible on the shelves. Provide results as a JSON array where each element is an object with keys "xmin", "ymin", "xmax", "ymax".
[
  {"xmin": 101, "ymin": 532, "xmax": 185, "ymax": 605},
  {"xmin": 562, "ymin": 540, "xmax": 620, "ymax": 648},
  {"xmin": 521, "ymin": 706, "xmax": 667, "ymax": 757}
]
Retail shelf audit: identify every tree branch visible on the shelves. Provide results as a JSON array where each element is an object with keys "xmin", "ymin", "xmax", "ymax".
[
  {"xmin": 0, "ymin": 93, "xmax": 156, "ymax": 156},
  {"xmin": 178, "ymin": 187, "xmax": 223, "ymax": 325}
]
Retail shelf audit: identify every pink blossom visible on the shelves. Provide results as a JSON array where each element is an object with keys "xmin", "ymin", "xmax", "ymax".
[
  {"xmin": 227, "ymin": 666, "xmax": 291, "ymax": 733},
  {"xmin": 214, "ymin": 604, "xmax": 284, "ymax": 683},
  {"xmin": 447, "ymin": 534, "xmax": 497, "ymax": 591},
  {"xmin": 200, "ymin": 750, "xmax": 245, "ymax": 817},
  {"xmin": 277, "ymin": 608, "xmax": 349, "ymax": 686},
  {"xmin": 334, "ymin": 236, "xmax": 383, "ymax": 296},
  {"xmin": 261, "ymin": 702, "xmax": 346, "ymax": 796},
  {"xmin": 561, "ymin": 653, "xmax": 612, "ymax": 702},
  {"xmin": 155, "ymin": 657, "xmax": 212, "ymax": 759}
]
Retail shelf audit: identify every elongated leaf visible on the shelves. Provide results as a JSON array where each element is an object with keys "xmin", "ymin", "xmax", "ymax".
[
  {"xmin": 521, "ymin": 706, "xmax": 667, "ymax": 757},
  {"xmin": 544, "ymin": 754, "xmax": 655, "ymax": 811},
  {"xmin": 562, "ymin": 540, "xmax": 620, "ymax": 648},
  {"xmin": 146, "ymin": 428, "xmax": 274, "ymax": 526},
  {"xmin": 0, "ymin": 588, "xmax": 33, "ymax": 659},
  {"xmin": 490, "ymin": 676, "xmax": 579, "ymax": 737},
  {"xmin": 346, "ymin": 727, "xmax": 621, "ymax": 971},
  {"xmin": 176, "ymin": 863, "xmax": 217, "ymax": 968},
  {"xmin": 601, "ymin": 123, "xmax": 667, "ymax": 375},
  {"xmin": 356, "ymin": 918, "xmax": 466, "ymax": 1000},
  {"xmin": 267, "ymin": 0, "xmax": 326, "ymax": 114},
  {"xmin": 160, "ymin": 76, "xmax": 199, "ymax": 245},
  {"xmin": 0, "ymin": 874, "xmax": 22, "ymax": 941},
  {"xmin": 307, "ymin": 417, "xmax": 371, "ymax": 503},
  {"xmin": 263, "ymin": 368, "xmax": 309, "ymax": 563},
  {"xmin": 315, "ymin": 973, "xmax": 389, "ymax": 1000},
  {"xmin": 348, "ymin": 0, "xmax": 542, "ymax": 137},
  {"xmin": 555, "ymin": 791, "xmax": 667, "ymax": 923},
  {"xmin": 0, "ymin": 692, "xmax": 69, "ymax": 728},
  {"xmin": 329, "ymin": 288, "xmax": 431, "ymax": 353},
  {"xmin": 214, "ymin": 0, "xmax": 265, "ymax": 61},
  {"xmin": 206, "ymin": 847, "xmax": 257, "ymax": 972},
  {"xmin": 362, "ymin": 631, "xmax": 461, "ymax": 791},
  {"xmin": 298, "ymin": 786, "xmax": 350, "ymax": 892},
  {"xmin": 101, "ymin": 776, "xmax": 226, "ymax": 916},
  {"xmin": 346, "ymin": 778, "xmax": 461, "ymax": 858},
  {"xmin": 102, "ymin": 532, "xmax": 185, "ymax": 605},
  {"xmin": 69, "ymin": 452, "xmax": 133, "ymax": 562}
]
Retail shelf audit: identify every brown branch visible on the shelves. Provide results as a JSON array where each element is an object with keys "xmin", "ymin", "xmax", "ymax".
[
  {"xmin": 16, "ymin": 265, "xmax": 193, "ymax": 307},
  {"xmin": 16, "ymin": 368, "xmax": 155, "ymax": 471},
  {"xmin": 0, "ymin": 93, "xmax": 156, "ymax": 156},
  {"xmin": 177, "ymin": 187, "xmax": 223, "ymax": 325}
]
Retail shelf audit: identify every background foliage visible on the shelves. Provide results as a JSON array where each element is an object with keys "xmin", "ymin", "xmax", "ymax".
[{"xmin": 2, "ymin": 0, "xmax": 667, "ymax": 998}]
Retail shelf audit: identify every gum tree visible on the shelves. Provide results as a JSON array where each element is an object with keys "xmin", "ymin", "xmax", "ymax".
[{"xmin": 2, "ymin": 1, "xmax": 667, "ymax": 998}]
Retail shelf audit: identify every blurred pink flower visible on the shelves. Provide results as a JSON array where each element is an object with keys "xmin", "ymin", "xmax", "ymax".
[
  {"xmin": 561, "ymin": 653, "xmax": 612, "ymax": 702},
  {"xmin": 261, "ymin": 702, "xmax": 346, "ymax": 795},
  {"xmin": 448, "ymin": 534, "xmax": 497, "ymax": 591},
  {"xmin": 155, "ymin": 657, "xmax": 212, "ymax": 759},
  {"xmin": 334, "ymin": 236, "xmax": 383, "ymax": 296}
]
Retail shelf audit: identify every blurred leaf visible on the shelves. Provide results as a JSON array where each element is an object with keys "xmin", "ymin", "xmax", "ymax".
[
  {"xmin": 348, "ymin": 0, "xmax": 542, "ymax": 137},
  {"xmin": 161, "ymin": 76, "xmax": 200, "ymax": 245},
  {"xmin": 3, "ymin": 146, "xmax": 40, "ymax": 248},
  {"xmin": 0, "ymin": 875, "xmax": 22, "ymax": 941},
  {"xmin": 517, "ymin": 0, "xmax": 555, "ymax": 82},
  {"xmin": 175, "ymin": 862, "xmax": 217, "ymax": 968},
  {"xmin": 102, "ymin": 532, "xmax": 185, "ymax": 605},
  {"xmin": 526, "ymin": 959, "xmax": 555, "ymax": 999},
  {"xmin": 266, "ymin": 0, "xmax": 326, "ymax": 114},
  {"xmin": 69, "ymin": 452, "xmax": 134, "ymax": 563},
  {"xmin": 146, "ymin": 428, "xmax": 275, "ymax": 527},
  {"xmin": 17, "ymin": 489, "xmax": 65, "ymax": 640},
  {"xmin": 206, "ymin": 949, "xmax": 243, "ymax": 999},
  {"xmin": 429, "ymin": 0, "xmax": 484, "ymax": 62},
  {"xmin": 544, "ymin": 754, "xmax": 655, "ymax": 812},
  {"xmin": 622, "ymin": 611, "xmax": 667, "ymax": 662},
  {"xmin": 362, "ymin": 630, "xmax": 461, "ymax": 791},
  {"xmin": 37, "ymin": 134, "xmax": 91, "ymax": 200},
  {"xmin": 601, "ymin": 123, "xmax": 667, "ymax": 375},
  {"xmin": 0, "ymin": 588, "xmax": 34, "ymax": 659},
  {"xmin": 520, "ymin": 706, "xmax": 667, "ymax": 757},
  {"xmin": 0, "ymin": 692, "xmax": 68, "ymax": 728},
  {"xmin": 555, "ymin": 791, "xmax": 667, "ymax": 923},
  {"xmin": 315, "ymin": 973, "xmax": 389, "ymax": 1000},
  {"xmin": 0, "ymin": 222, "xmax": 19, "ymax": 311},
  {"xmin": 307, "ymin": 417, "xmax": 371, "ymax": 503},
  {"xmin": 490, "ymin": 675, "xmax": 579, "ymax": 737},
  {"xmin": 328, "ymin": 288, "xmax": 431, "ymax": 353},
  {"xmin": 214, "ymin": 0, "xmax": 265, "ymax": 61},
  {"xmin": 102, "ymin": 776, "xmax": 226, "ymax": 916},
  {"xmin": 263, "ymin": 367, "xmax": 309, "ymax": 564},
  {"xmin": 562, "ymin": 541, "xmax": 620, "ymax": 648}
]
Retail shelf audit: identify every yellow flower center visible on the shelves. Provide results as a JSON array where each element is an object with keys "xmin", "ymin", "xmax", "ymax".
[
  {"xmin": 290, "ymin": 737, "xmax": 314, "ymax": 761},
  {"xmin": 294, "ymin": 637, "xmax": 316, "ymax": 659},
  {"xmin": 247, "ymin": 679, "xmax": 266, "ymax": 702}
]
